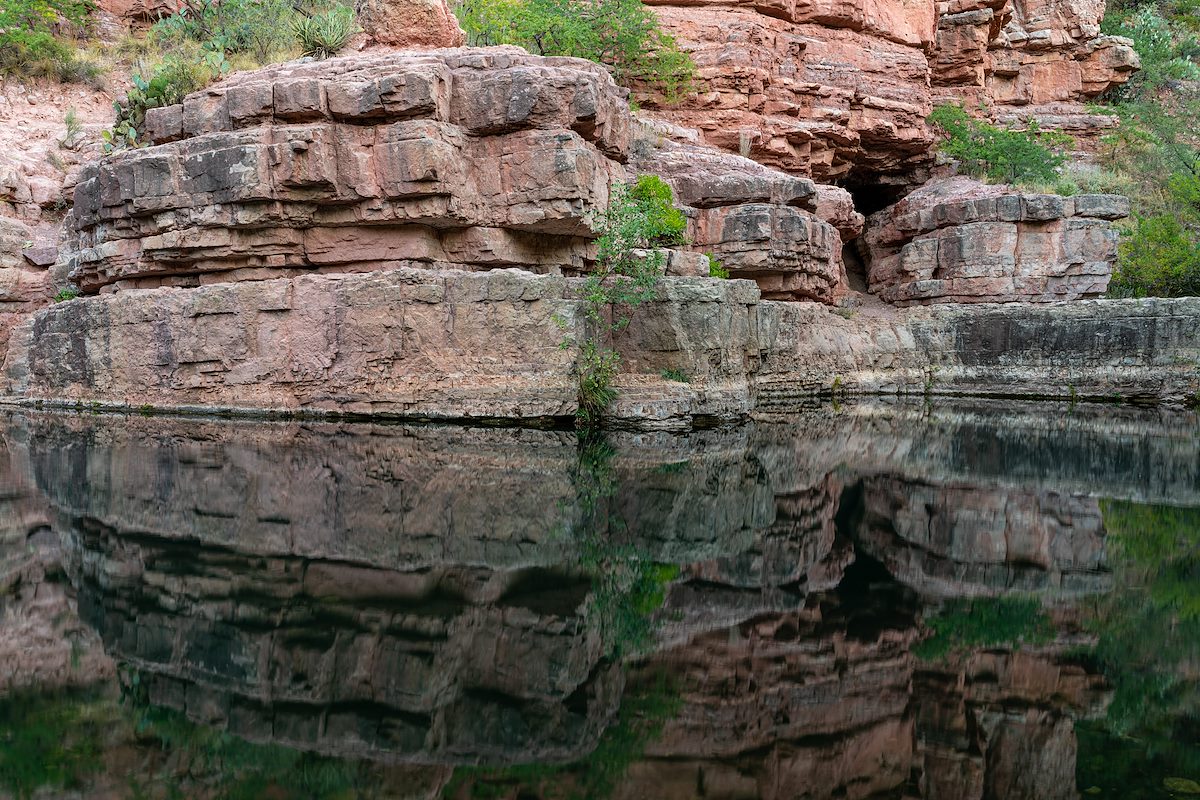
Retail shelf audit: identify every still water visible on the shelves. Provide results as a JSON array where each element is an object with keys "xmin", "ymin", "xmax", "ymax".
[{"xmin": 0, "ymin": 400, "xmax": 1197, "ymax": 799}]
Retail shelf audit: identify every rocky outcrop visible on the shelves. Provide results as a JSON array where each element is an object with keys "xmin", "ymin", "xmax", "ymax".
[
  {"xmin": 358, "ymin": 0, "xmax": 466, "ymax": 48},
  {"xmin": 642, "ymin": 0, "xmax": 1137, "ymax": 186},
  {"xmin": 862, "ymin": 177, "xmax": 1130, "ymax": 304},
  {"xmin": 5, "ymin": 268, "xmax": 762, "ymax": 427},
  {"xmin": 62, "ymin": 49, "xmax": 845, "ymax": 309},
  {"xmin": 756, "ymin": 296, "xmax": 1200, "ymax": 408},
  {"xmin": 642, "ymin": 2, "xmax": 939, "ymax": 185},
  {"xmin": 631, "ymin": 135, "xmax": 848, "ymax": 300},
  {"xmin": 12, "ymin": 276, "xmax": 1199, "ymax": 422},
  {"xmin": 931, "ymin": 0, "xmax": 1139, "ymax": 144}
]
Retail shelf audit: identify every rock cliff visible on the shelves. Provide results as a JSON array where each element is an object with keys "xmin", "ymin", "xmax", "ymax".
[{"xmin": 642, "ymin": 0, "xmax": 1138, "ymax": 187}]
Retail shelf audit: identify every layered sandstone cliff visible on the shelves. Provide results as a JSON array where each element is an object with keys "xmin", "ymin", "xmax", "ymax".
[{"xmin": 642, "ymin": 0, "xmax": 1138, "ymax": 187}]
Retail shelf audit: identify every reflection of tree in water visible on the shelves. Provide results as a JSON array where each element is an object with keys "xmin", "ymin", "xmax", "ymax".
[
  {"xmin": 1076, "ymin": 501, "xmax": 1200, "ymax": 799},
  {"xmin": 0, "ymin": 683, "xmax": 380, "ymax": 800},
  {"xmin": 441, "ymin": 434, "xmax": 683, "ymax": 800},
  {"xmin": 571, "ymin": 434, "xmax": 679, "ymax": 660},
  {"xmin": 913, "ymin": 596, "xmax": 1055, "ymax": 661}
]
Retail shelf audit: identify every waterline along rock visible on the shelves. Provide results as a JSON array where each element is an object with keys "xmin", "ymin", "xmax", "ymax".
[{"xmin": 0, "ymin": 43, "xmax": 1193, "ymax": 427}]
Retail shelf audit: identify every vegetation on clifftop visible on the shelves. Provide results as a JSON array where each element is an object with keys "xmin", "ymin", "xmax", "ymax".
[
  {"xmin": 455, "ymin": 0, "xmax": 695, "ymax": 102},
  {"xmin": 0, "ymin": 0, "xmax": 102, "ymax": 82},
  {"xmin": 1099, "ymin": 1, "xmax": 1200, "ymax": 297},
  {"xmin": 104, "ymin": 0, "xmax": 356, "ymax": 149}
]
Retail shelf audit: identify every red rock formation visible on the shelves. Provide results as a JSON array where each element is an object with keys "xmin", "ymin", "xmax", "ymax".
[
  {"xmin": 862, "ymin": 176, "xmax": 1129, "ymax": 304},
  {"xmin": 641, "ymin": 0, "xmax": 1138, "ymax": 184},
  {"xmin": 931, "ymin": 0, "xmax": 1139, "ymax": 144},
  {"xmin": 358, "ymin": 0, "xmax": 466, "ymax": 48},
  {"xmin": 641, "ymin": 2, "xmax": 938, "ymax": 185}
]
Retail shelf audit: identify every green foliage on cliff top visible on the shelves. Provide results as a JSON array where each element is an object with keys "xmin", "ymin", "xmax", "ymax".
[
  {"xmin": 1096, "ymin": 2, "xmax": 1200, "ymax": 297},
  {"xmin": 106, "ymin": 0, "xmax": 356, "ymax": 150},
  {"xmin": 455, "ymin": 0, "xmax": 695, "ymax": 102},
  {"xmin": 927, "ymin": 104, "xmax": 1074, "ymax": 189},
  {"xmin": 0, "ymin": 0, "xmax": 103, "ymax": 83}
]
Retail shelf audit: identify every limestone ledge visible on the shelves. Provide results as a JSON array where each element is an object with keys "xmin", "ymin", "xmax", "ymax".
[{"xmin": 3, "ymin": 266, "xmax": 1198, "ymax": 428}]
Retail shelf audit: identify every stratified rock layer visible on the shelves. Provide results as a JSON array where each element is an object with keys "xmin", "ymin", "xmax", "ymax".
[
  {"xmin": 642, "ymin": 0, "xmax": 1137, "ymax": 184},
  {"xmin": 8, "ymin": 268, "xmax": 1199, "ymax": 425},
  {"xmin": 64, "ymin": 49, "xmax": 846, "ymax": 306},
  {"xmin": 931, "ymin": 0, "xmax": 1139, "ymax": 143},
  {"xmin": 863, "ymin": 177, "xmax": 1130, "ymax": 304}
]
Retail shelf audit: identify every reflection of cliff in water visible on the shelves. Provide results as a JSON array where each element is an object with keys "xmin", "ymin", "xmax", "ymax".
[{"xmin": 3, "ymin": 399, "xmax": 1197, "ymax": 798}]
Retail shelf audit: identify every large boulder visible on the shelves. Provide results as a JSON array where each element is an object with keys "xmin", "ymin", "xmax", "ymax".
[
  {"xmin": 358, "ymin": 0, "xmax": 466, "ymax": 48},
  {"xmin": 861, "ymin": 177, "xmax": 1129, "ymax": 304}
]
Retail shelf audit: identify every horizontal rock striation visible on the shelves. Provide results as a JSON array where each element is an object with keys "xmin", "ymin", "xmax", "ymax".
[
  {"xmin": 6, "ymin": 268, "xmax": 1200, "ymax": 422},
  {"xmin": 642, "ymin": 2, "xmax": 939, "ymax": 185},
  {"xmin": 70, "ymin": 50, "xmax": 631, "ymax": 294},
  {"xmin": 932, "ymin": 0, "xmax": 1139, "ymax": 143},
  {"xmin": 4, "ymin": 269, "xmax": 762, "ymax": 427},
  {"xmin": 757, "ymin": 296, "xmax": 1200, "ymax": 408},
  {"xmin": 863, "ymin": 177, "xmax": 1130, "ymax": 304},
  {"xmin": 642, "ymin": 0, "xmax": 1137, "ymax": 185},
  {"xmin": 61, "ymin": 49, "xmax": 847, "ymax": 306}
]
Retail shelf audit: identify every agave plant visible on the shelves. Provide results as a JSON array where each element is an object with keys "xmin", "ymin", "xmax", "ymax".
[{"xmin": 293, "ymin": 5, "xmax": 357, "ymax": 60}]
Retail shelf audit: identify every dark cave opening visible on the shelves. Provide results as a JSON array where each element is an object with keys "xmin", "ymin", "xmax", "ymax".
[{"xmin": 842, "ymin": 179, "xmax": 908, "ymax": 217}]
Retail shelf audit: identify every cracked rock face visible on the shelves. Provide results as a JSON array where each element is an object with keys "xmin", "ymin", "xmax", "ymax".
[
  {"xmin": 63, "ymin": 49, "xmax": 847, "ymax": 306},
  {"xmin": 862, "ymin": 176, "xmax": 1129, "ymax": 304},
  {"xmin": 641, "ymin": 0, "xmax": 1137, "ymax": 184}
]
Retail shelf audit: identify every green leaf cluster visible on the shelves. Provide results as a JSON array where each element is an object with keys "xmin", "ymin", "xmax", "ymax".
[
  {"xmin": 574, "ymin": 175, "xmax": 687, "ymax": 427},
  {"xmin": 293, "ymin": 4, "xmax": 357, "ymax": 59},
  {"xmin": 927, "ymin": 103, "xmax": 1074, "ymax": 187},
  {"xmin": 0, "ymin": 0, "xmax": 101, "ymax": 82},
  {"xmin": 1095, "ymin": 3, "xmax": 1200, "ymax": 297},
  {"xmin": 913, "ymin": 596, "xmax": 1054, "ymax": 661},
  {"xmin": 455, "ymin": 0, "xmax": 695, "ymax": 102},
  {"xmin": 108, "ymin": 0, "xmax": 355, "ymax": 149}
]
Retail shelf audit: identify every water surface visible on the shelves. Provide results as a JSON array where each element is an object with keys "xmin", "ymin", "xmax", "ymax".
[{"xmin": 1, "ymin": 400, "xmax": 1197, "ymax": 799}]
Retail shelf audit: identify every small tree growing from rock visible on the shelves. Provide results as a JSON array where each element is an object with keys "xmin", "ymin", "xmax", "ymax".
[
  {"xmin": 575, "ymin": 175, "xmax": 687, "ymax": 428},
  {"xmin": 928, "ymin": 104, "xmax": 1073, "ymax": 189}
]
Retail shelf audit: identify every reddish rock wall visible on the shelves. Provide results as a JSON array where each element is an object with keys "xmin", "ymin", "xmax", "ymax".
[{"xmin": 642, "ymin": 0, "xmax": 1138, "ymax": 186}]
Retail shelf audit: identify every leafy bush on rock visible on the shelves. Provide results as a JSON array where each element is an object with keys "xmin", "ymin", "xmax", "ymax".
[
  {"xmin": 927, "ymin": 104, "xmax": 1073, "ymax": 188},
  {"xmin": 456, "ymin": 0, "xmax": 694, "ymax": 102}
]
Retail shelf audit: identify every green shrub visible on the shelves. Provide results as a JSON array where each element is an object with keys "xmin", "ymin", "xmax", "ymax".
[
  {"xmin": 660, "ymin": 368, "xmax": 689, "ymax": 383},
  {"xmin": 0, "ymin": 29, "xmax": 102, "ymax": 82},
  {"xmin": 574, "ymin": 174, "xmax": 687, "ymax": 428},
  {"xmin": 628, "ymin": 174, "xmax": 687, "ymax": 244},
  {"xmin": 455, "ymin": 0, "xmax": 695, "ymax": 102},
  {"xmin": 707, "ymin": 254, "xmax": 728, "ymax": 279},
  {"xmin": 1102, "ymin": 3, "xmax": 1200, "ymax": 99},
  {"xmin": 0, "ymin": 0, "xmax": 101, "ymax": 83},
  {"xmin": 293, "ymin": 5, "xmax": 357, "ymax": 59},
  {"xmin": 928, "ymin": 104, "xmax": 1074, "ymax": 188},
  {"xmin": 1110, "ymin": 214, "xmax": 1200, "ymax": 297},
  {"xmin": 150, "ymin": 0, "xmax": 298, "ymax": 63},
  {"xmin": 107, "ymin": 48, "xmax": 222, "ymax": 151},
  {"xmin": 1094, "ymin": 4, "xmax": 1200, "ymax": 297},
  {"xmin": 576, "ymin": 339, "xmax": 620, "ymax": 427}
]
